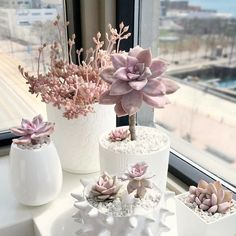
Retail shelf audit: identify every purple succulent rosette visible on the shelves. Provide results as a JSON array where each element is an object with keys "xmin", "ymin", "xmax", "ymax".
[
  {"xmin": 11, "ymin": 114, "xmax": 54, "ymax": 145},
  {"xmin": 122, "ymin": 162, "xmax": 155, "ymax": 199},
  {"xmin": 99, "ymin": 46, "xmax": 179, "ymax": 117}
]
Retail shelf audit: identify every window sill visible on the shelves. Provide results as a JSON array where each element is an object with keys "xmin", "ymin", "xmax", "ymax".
[{"xmin": 0, "ymin": 155, "xmax": 179, "ymax": 236}]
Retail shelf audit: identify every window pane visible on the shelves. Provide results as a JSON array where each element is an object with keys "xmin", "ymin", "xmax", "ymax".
[
  {"xmin": 0, "ymin": 0, "xmax": 64, "ymax": 131},
  {"xmin": 139, "ymin": 0, "xmax": 236, "ymax": 186}
]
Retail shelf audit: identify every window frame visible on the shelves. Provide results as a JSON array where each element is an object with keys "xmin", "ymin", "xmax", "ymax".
[
  {"xmin": 116, "ymin": 0, "xmax": 236, "ymax": 197},
  {"xmin": 0, "ymin": 0, "xmax": 81, "ymax": 152}
]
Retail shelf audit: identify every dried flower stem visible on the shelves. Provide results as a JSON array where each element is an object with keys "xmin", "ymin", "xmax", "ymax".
[
  {"xmin": 56, "ymin": 23, "xmax": 65, "ymax": 61},
  {"xmin": 129, "ymin": 114, "xmax": 136, "ymax": 141},
  {"xmin": 37, "ymin": 49, "xmax": 41, "ymax": 77}
]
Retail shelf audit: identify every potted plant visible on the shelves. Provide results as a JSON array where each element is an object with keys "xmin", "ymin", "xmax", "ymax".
[
  {"xmin": 175, "ymin": 180, "xmax": 236, "ymax": 236},
  {"xmin": 71, "ymin": 162, "xmax": 174, "ymax": 236},
  {"xmin": 18, "ymin": 16, "xmax": 131, "ymax": 173},
  {"xmin": 10, "ymin": 114, "xmax": 62, "ymax": 206},
  {"xmin": 98, "ymin": 46, "xmax": 179, "ymax": 192}
]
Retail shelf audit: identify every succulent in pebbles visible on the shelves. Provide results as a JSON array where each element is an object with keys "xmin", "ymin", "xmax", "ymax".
[
  {"xmin": 109, "ymin": 127, "xmax": 130, "ymax": 142},
  {"xmin": 90, "ymin": 172, "xmax": 121, "ymax": 201},
  {"xmin": 188, "ymin": 180, "xmax": 233, "ymax": 214},
  {"xmin": 121, "ymin": 162, "xmax": 154, "ymax": 199}
]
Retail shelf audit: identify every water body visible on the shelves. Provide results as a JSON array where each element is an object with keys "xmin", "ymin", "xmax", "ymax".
[{"xmin": 188, "ymin": 0, "xmax": 236, "ymax": 17}]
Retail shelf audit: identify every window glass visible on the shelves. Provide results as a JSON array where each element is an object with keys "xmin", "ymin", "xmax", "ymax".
[
  {"xmin": 0, "ymin": 0, "xmax": 64, "ymax": 131},
  {"xmin": 139, "ymin": 0, "xmax": 236, "ymax": 186}
]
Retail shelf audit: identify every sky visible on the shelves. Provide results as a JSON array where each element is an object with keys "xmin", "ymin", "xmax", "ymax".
[{"xmin": 188, "ymin": 0, "xmax": 236, "ymax": 17}]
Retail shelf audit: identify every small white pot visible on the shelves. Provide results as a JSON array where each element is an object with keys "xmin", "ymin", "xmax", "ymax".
[
  {"xmin": 176, "ymin": 193, "xmax": 236, "ymax": 236},
  {"xmin": 47, "ymin": 103, "xmax": 115, "ymax": 174},
  {"xmin": 10, "ymin": 142, "xmax": 62, "ymax": 206},
  {"xmin": 72, "ymin": 180, "xmax": 175, "ymax": 236},
  {"xmin": 99, "ymin": 126, "xmax": 170, "ymax": 193}
]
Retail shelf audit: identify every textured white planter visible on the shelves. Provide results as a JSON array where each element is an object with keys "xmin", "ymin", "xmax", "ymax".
[
  {"xmin": 99, "ymin": 126, "xmax": 170, "ymax": 193},
  {"xmin": 176, "ymin": 193, "xmax": 236, "ymax": 236},
  {"xmin": 47, "ymin": 103, "xmax": 115, "ymax": 174},
  {"xmin": 10, "ymin": 142, "xmax": 62, "ymax": 206},
  {"xmin": 71, "ymin": 180, "xmax": 174, "ymax": 236}
]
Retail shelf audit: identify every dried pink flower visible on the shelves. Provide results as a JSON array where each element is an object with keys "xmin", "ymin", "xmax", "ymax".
[
  {"xmin": 109, "ymin": 127, "xmax": 130, "ymax": 142},
  {"xmin": 11, "ymin": 114, "xmax": 54, "ymax": 145},
  {"xmin": 188, "ymin": 180, "xmax": 233, "ymax": 214},
  {"xmin": 19, "ymin": 17, "xmax": 131, "ymax": 119}
]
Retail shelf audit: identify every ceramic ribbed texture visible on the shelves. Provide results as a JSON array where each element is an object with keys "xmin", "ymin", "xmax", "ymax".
[{"xmin": 47, "ymin": 104, "xmax": 115, "ymax": 173}]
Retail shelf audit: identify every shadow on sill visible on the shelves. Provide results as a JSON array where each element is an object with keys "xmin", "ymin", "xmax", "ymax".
[{"xmin": 0, "ymin": 146, "xmax": 10, "ymax": 157}]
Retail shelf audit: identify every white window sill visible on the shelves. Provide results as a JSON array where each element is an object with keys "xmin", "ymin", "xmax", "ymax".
[{"xmin": 0, "ymin": 156, "xmax": 179, "ymax": 236}]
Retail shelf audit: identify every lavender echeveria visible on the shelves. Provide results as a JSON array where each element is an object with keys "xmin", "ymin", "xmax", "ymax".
[
  {"xmin": 122, "ymin": 162, "xmax": 154, "ymax": 199},
  {"xmin": 90, "ymin": 172, "xmax": 121, "ymax": 201},
  {"xmin": 109, "ymin": 127, "xmax": 130, "ymax": 142},
  {"xmin": 11, "ymin": 114, "xmax": 54, "ymax": 145},
  {"xmin": 99, "ymin": 46, "xmax": 179, "ymax": 117},
  {"xmin": 188, "ymin": 180, "xmax": 233, "ymax": 214}
]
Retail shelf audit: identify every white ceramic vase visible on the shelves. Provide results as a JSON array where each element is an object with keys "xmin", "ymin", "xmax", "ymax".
[
  {"xmin": 46, "ymin": 103, "xmax": 115, "ymax": 174},
  {"xmin": 176, "ymin": 193, "xmax": 236, "ymax": 236},
  {"xmin": 71, "ymin": 180, "xmax": 175, "ymax": 236},
  {"xmin": 10, "ymin": 142, "xmax": 62, "ymax": 206},
  {"xmin": 99, "ymin": 126, "xmax": 170, "ymax": 193}
]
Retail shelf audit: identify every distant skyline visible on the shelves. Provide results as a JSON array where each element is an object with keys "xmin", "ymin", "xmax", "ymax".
[{"xmin": 165, "ymin": 0, "xmax": 236, "ymax": 17}]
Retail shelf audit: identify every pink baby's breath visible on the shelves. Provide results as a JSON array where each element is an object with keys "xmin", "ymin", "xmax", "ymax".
[{"xmin": 19, "ymin": 16, "xmax": 131, "ymax": 119}]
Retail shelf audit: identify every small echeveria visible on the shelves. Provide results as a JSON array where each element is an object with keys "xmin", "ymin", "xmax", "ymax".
[
  {"xmin": 122, "ymin": 162, "xmax": 154, "ymax": 199},
  {"xmin": 11, "ymin": 114, "xmax": 54, "ymax": 145},
  {"xmin": 99, "ymin": 46, "xmax": 179, "ymax": 117},
  {"xmin": 90, "ymin": 172, "xmax": 121, "ymax": 202},
  {"xmin": 109, "ymin": 127, "xmax": 130, "ymax": 142},
  {"xmin": 188, "ymin": 180, "xmax": 233, "ymax": 214}
]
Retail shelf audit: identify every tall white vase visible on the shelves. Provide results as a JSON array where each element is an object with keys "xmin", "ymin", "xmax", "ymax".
[
  {"xmin": 47, "ymin": 103, "xmax": 115, "ymax": 174},
  {"xmin": 10, "ymin": 142, "xmax": 62, "ymax": 206}
]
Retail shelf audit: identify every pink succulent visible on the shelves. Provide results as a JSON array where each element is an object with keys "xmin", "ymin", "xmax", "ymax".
[
  {"xmin": 99, "ymin": 46, "xmax": 179, "ymax": 117},
  {"xmin": 91, "ymin": 172, "xmax": 121, "ymax": 201},
  {"xmin": 11, "ymin": 114, "xmax": 54, "ymax": 145},
  {"xmin": 188, "ymin": 180, "xmax": 233, "ymax": 214},
  {"xmin": 121, "ymin": 162, "xmax": 154, "ymax": 199},
  {"xmin": 127, "ymin": 162, "xmax": 148, "ymax": 178},
  {"xmin": 109, "ymin": 127, "xmax": 130, "ymax": 142}
]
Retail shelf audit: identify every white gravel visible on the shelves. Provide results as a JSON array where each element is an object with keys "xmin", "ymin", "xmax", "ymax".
[
  {"xmin": 100, "ymin": 126, "xmax": 169, "ymax": 155},
  {"xmin": 87, "ymin": 188, "xmax": 161, "ymax": 217},
  {"xmin": 17, "ymin": 137, "xmax": 51, "ymax": 150},
  {"xmin": 178, "ymin": 193, "xmax": 236, "ymax": 223}
]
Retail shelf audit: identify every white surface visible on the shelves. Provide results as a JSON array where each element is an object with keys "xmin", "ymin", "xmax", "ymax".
[
  {"xmin": 47, "ymin": 103, "xmax": 115, "ymax": 174},
  {"xmin": 0, "ymin": 156, "xmax": 178, "ymax": 236},
  {"xmin": 176, "ymin": 193, "xmax": 236, "ymax": 236},
  {"xmin": 99, "ymin": 127, "xmax": 170, "ymax": 193},
  {"xmin": 10, "ymin": 142, "xmax": 62, "ymax": 206},
  {"xmin": 71, "ymin": 184, "xmax": 175, "ymax": 236}
]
